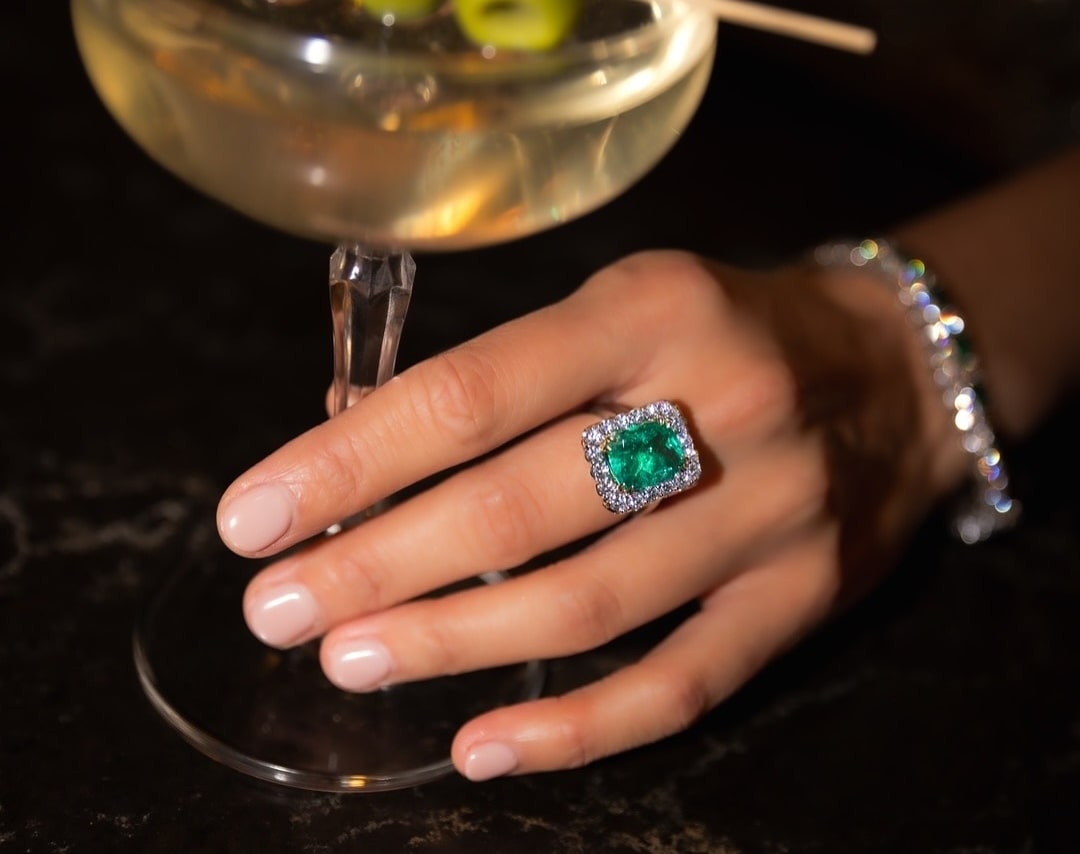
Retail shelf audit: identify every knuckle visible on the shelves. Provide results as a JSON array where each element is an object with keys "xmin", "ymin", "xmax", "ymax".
[
  {"xmin": 409, "ymin": 348, "xmax": 501, "ymax": 448},
  {"xmin": 553, "ymin": 573, "xmax": 626, "ymax": 651},
  {"xmin": 631, "ymin": 251, "xmax": 725, "ymax": 308},
  {"xmin": 646, "ymin": 670, "xmax": 713, "ymax": 735},
  {"xmin": 733, "ymin": 450, "xmax": 829, "ymax": 547},
  {"xmin": 593, "ymin": 249, "xmax": 705, "ymax": 294},
  {"xmin": 408, "ymin": 600, "xmax": 462, "ymax": 675},
  {"xmin": 548, "ymin": 698, "xmax": 599, "ymax": 770},
  {"xmin": 792, "ymin": 446, "xmax": 830, "ymax": 508},
  {"xmin": 301, "ymin": 432, "xmax": 369, "ymax": 508},
  {"xmin": 801, "ymin": 561, "xmax": 843, "ymax": 624},
  {"xmin": 713, "ymin": 361, "xmax": 800, "ymax": 440},
  {"xmin": 542, "ymin": 669, "xmax": 713, "ymax": 772},
  {"xmin": 460, "ymin": 470, "xmax": 545, "ymax": 567},
  {"xmin": 560, "ymin": 728, "xmax": 596, "ymax": 771},
  {"xmin": 768, "ymin": 445, "xmax": 831, "ymax": 528},
  {"xmin": 748, "ymin": 362, "xmax": 800, "ymax": 417},
  {"xmin": 585, "ymin": 250, "xmax": 733, "ymax": 346},
  {"xmin": 319, "ymin": 548, "xmax": 388, "ymax": 614},
  {"xmin": 791, "ymin": 534, "xmax": 844, "ymax": 621}
]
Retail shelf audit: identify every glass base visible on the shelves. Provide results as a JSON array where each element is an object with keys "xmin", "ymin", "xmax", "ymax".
[{"xmin": 134, "ymin": 549, "xmax": 544, "ymax": 792}]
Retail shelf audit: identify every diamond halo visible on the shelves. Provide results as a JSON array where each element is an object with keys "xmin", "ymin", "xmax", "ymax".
[{"xmin": 582, "ymin": 401, "xmax": 702, "ymax": 514}]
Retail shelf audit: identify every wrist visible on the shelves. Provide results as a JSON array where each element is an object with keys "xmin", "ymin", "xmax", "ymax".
[
  {"xmin": 812, "ymin": 239, "xmax": 1019, "ymax": 543},
  {"xmin": 893, "ymin": 146, "xmax": 1080, "ymax": 439},
  {"xmin": 813, "ymin": 266, "xmax": 970, "ymax": 498}
]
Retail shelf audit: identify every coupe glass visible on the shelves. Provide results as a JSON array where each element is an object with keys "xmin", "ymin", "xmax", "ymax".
[{"xmin": 72, "ymin": 0, "xmax": 717, "ymax": 791}]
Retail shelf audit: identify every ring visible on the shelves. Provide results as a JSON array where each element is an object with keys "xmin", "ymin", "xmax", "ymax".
[{"xmin": 582, "ymin": 401, "xmax": 702, "ymax": 514}]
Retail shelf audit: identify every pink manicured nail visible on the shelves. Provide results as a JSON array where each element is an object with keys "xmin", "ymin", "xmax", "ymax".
[
  {"xmin": 220, "ymin": 484, "xmax": 294, "ymax": 553},
  {"xmin": 245, "ymin": 582, "xmax": 319, "ymax": 648},
  {"xmin": 324, "ymin": 638, "xmax": 393, "ymax": 692},
  {"xmin": 463, "ymin": 742, "xmax": 519, "ymax": 782}
]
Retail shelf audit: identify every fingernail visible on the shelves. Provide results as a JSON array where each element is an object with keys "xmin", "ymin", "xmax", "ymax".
[
  {"xmin": 463, "ymin": 742, "xmax": 519, "ymax": 782},
  {"xmin": 324, "ymin": 638, "xmax": 393, "ymax": 692},
  {"xmin": 220, "ymin": 484, "xmax": 294, "ymax": 553},
  {"xmin": 245, "ymin": 582, "xmax": 319, "ymax": 648}
]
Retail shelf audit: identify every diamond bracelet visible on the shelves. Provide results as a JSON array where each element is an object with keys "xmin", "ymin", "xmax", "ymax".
[{"xmin": 813, "ymin": 238, "xmax": 1020, "ymax": 544}]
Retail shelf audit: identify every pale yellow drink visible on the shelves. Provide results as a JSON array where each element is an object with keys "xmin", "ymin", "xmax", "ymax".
[{"xmin": 72, "ymin": 0, "xmax": 715, "ymax": 249}]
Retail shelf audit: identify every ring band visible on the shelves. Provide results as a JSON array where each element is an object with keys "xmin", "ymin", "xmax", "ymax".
[{"xmin": 582, "ymin": 401, "xmax": 702, "ymax": 514}]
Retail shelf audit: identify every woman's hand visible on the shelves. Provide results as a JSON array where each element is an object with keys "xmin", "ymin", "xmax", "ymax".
[{"xmin": 216, "ymin": 250, "xmax": 967, "ymax": 781}]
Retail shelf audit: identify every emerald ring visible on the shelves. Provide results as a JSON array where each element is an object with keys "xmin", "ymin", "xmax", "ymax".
[{"xmin": 582, "ymin": 401, "xmax": 702, "ymax": 514}]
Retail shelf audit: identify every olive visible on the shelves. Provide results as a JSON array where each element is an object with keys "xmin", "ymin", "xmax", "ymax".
[
  {"xmin": 358, "ymin": 0, "xmax": 442, "ymax": 23},
  {"xmin": 454, "ymin": 0, "xmax": 582, "ymax": 51}
]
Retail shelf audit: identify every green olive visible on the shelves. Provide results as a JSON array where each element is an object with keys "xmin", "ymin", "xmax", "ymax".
[
  {"xmin": 453, "ymin": 0, "xmax": 582, "ymax": 51},
  {"xmin": 358, "ymin": 0, "xmax": 442, "ymax": 23}
]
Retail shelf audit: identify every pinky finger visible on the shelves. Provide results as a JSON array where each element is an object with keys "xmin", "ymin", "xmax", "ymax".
[{"xmin": 451, "ymin": 528, "xmax": 840, "ymax": 781}]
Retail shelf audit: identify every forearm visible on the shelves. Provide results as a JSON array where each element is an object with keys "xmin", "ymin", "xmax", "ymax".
[{"xmin": 894, "ymin": 145, "xmax": 1080, "ymax": 439}]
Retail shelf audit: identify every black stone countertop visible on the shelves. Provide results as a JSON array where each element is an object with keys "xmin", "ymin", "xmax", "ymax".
[{"xmin": 4, "ymin": 4, "xmax": 1080, "ymax": 852}]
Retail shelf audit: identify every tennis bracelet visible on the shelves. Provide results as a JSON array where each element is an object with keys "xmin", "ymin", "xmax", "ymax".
[{"xmin": 813, "ymin": 238, "xmax": 1020, "ymax": 544}]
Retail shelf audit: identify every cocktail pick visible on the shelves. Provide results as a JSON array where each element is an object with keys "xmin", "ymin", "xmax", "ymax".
[{"xmin": 701, "ymin": 0, "xmax": 876, "ymax": 54}]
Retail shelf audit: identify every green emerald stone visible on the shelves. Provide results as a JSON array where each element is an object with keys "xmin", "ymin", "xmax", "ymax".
[{"xmin": 605, "ymin": 421, "xmax": 685, "ymax": 491}]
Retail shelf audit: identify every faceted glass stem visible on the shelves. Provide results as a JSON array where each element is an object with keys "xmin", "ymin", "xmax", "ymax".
[{"xmin": 329, "ymin": 244, "xmax": 415, "ymax": 418}]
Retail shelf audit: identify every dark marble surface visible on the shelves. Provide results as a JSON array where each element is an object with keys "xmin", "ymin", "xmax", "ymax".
[{"xmin": 4, "ymin": 3, "xmax": 1080, "ymax": 852}]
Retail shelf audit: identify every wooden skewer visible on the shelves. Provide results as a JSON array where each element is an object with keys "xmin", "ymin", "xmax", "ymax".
[{"xmin": 703, "ymin": 0, "xmax": 877, "ymax": 54}]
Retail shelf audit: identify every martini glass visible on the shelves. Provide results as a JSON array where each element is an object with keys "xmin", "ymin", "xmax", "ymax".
[{"xmin": 72, "ymin": 0, "xmax": 718, "ymax": 791}]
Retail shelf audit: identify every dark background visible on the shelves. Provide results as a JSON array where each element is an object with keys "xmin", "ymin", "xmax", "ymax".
[{"xmin": 3, "ymin": 2, "xmax": 1080, "ymax": 851}]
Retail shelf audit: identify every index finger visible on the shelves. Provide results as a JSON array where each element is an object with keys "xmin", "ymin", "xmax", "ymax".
[{"xmin": 215, "ymin": 254, "xmax": 694, "ymax": 557}]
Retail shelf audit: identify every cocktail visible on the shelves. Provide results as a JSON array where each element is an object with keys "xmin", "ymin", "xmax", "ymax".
[{"xmin": 72, "ymin": 0, "xmax": 717, "ymax": 249}]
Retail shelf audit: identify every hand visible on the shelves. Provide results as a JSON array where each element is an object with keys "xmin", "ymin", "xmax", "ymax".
[{"xmin": 216, "ymin": 250, "xmax": 967, "ymax": 781}]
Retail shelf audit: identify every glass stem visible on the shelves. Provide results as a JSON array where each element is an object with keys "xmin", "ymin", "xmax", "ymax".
[
  {"xmin": 329, "ymin": 244, "xmax": 415, "ymax": 415},
  {"xmin": 328, "ymin": 244, "xmax": 415, "ymax": 525}
]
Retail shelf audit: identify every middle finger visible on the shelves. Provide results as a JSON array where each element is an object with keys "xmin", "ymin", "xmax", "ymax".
[{"xmin": 242, "ymin": 413, "xmax": 625, "ymax": 648}]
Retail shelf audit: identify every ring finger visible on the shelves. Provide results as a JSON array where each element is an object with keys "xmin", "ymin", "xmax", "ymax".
[{"xmin": 316, "ymin": 437, "xmax": 826, "ymax": 691}]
